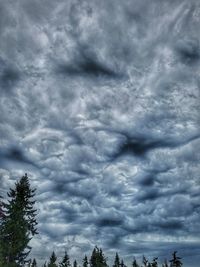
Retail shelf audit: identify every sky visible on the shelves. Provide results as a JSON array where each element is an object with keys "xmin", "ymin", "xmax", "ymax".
[{"xmin": 0, "ymin": 0, "xmax": 200, "ymax": 266}]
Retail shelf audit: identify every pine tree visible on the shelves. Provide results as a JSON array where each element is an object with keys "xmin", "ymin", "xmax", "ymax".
[
  {"xmin": 142, "ymin": 256, "xmax": 148, "ymax": 267},
  {"xmin": 0, "ymin": 173, "xmax": 38, "ymax": 267},
  {"xmin": 162, "ymin": 259, "xmax": 169, "ymax": 267},
  {"xmin": 73, "ymin": 260, "xmax": 78, "ymax": 267},
  {"xmin": 169, "ymin": 252, "xmax": 182, "ymax": 267},
  {"xmin": 113, "ymin": 253, "xmax": 120, "ymax": 267},
  {"xmin": 132, "ymin": 257, "xmax": 139, "ymax": 267},
  {"xmin": 99, "ymin": 248, "xmax": 107, "ymax": 267},
  {"xmin": 151, "ymin": 257, "xmax": 158, "ymax": 267},
  {"xmin": 59, "ymin": 251, "xmax": 71, "ymax": 267},
  {"xmin": 120, "ymin": 260, "xmax": 126, "ymax": 267},
  {"xmin": 90, "ymin": 246, "xmax": 107, "ymax": 267},
  {"xmin": 31, "ymin": 258, "xmax": 37, "ymax": 267},
  {"xmin": 90, "ymin": 247, "xmax": 97, "ymax": 267},
  {"xmin": 48, "ymin": 251, "xmax": 58, "ymax": 267},
  {"xmin": 83, "ymin": 255, "xmax": 88, "ymax": 267}
]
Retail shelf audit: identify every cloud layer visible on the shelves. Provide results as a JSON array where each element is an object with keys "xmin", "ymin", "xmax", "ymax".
[{"xmin": 0, "ymin": 0, "xmax": 200, "ymax": 266}]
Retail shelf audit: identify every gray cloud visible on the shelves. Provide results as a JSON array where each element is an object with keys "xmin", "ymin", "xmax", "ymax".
[
  {"xmin": 0, "ymin": 0, "xmax": 200, "ymax": 266},
  {"xmin": 55, "ymin": 50, "xmax": 121, "ymax": 79}
]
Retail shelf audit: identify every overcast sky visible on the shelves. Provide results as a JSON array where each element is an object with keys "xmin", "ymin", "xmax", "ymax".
[{"xmin": 0, "ymin": 0, "xmax": 200, "ymax": 266}]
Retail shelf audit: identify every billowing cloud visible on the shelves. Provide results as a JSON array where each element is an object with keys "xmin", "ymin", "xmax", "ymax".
[{"xmin": 0, "ymin": 0, "xmax": 200, "ymax": 267}]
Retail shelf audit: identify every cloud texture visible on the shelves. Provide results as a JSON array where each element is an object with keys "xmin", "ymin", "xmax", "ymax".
[{"xmin": 0, "ymin": 0, "xmax": 200, "ymax": 266}]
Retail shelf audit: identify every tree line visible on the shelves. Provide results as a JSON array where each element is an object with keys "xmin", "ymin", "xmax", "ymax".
[{"xmin": 0, "ymin": 174, "xmax": 183, "ymax": 267}]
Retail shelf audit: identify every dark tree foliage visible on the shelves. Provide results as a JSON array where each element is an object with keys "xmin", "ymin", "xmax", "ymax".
[
  {"xmin": 73, "ymin": 260, "xmax": 78, "ymax": 267},
  {"xmin": 132, "ymin": 257, "xmax": 139, "ymax": 267},
  {"xmin": 31, "ymin": 258, "xmax": 37, "ymax": 267},
  {"xmin": 142, "ymin": 256, "xmax": 149, "ymax": 267},
  {"xmin": 120, "ymin": 260, "xmax": 127, "ymax": 267},
  {"xmin": 0, "ymin": 173, "xmax": 38, "ymax": 267},
  {"xmin": 151, "ymin": 257, "xmax": 158, "ymax": 267},
  {"xmin": 169, "ymin": 252, "xmax": 182, "ymax": 267},
  {"xmin": 162, "ymin": 259, "xmax": 169, "ymax": 267},
  {"xmin": 48, "ymin": 251, "xmax": 58, "ymax": 267},
  {"xmin": 113, "ymin": 253, "xmax": 120, "ymax": 267},
  {"xmin": 59, "ymin": 251, "xmax": 71, "ymax": 267},
  {"xmin": 83, "ymin": 255, "xmax": 89, "ymax": 267},
  {"xmin": 90, "ymin": 246, "xmax": 108, "ymax": 267}
]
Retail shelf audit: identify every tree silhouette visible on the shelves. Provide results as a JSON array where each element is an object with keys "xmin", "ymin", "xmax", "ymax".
[
  {"xmin": 83, "ymin": 255, "xmax": 89, "ymax": 267},
  {"xmin": 113, "ymin": 253, "xmax": 120, "ymax": 267},
  {"xmin": 162, "ymin": 259, "xmax": 169, "ymax": 267},
  {"xmin": 48, "ymin": 251, "xmax": 57, "ymax": 267},
  {"xmin": 120, "ymin": 259, "xmax": 127, "ymax": 267},
  {"xmin": 90, "ymin": 246, "xmax": 108, "ymax": 267},
  {"xmin": 143, "ymin": 256, "xmax": 148, "ymax": 267},
  {"xmin": 73, "ymin": 260, "xmax": 78, "ymax": 267},
  {"xmin": 169, "ymin": 252, "xmax": 182, "ymax": 267},
  {"xmin": 59, "ymin": 251, "xmax": 71, "ymax": 267},
  {"xmin": 31, "ymin": 258, "xmax": 37, "ymax": 267},
  {"xmin": 132, "ymin": 257, "xmax": 139, "ymax": 267},
  {"xmin": 0, "ymin": 173, "xmax": 38, "ymax": 266},
  {"xmin": 151, "ymin": 257, "xmax": 158, "ymax": 267}
]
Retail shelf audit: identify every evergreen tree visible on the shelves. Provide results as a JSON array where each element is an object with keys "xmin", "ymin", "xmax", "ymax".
[
  {"xmin": 120, "ymin": 260, "xmax": 126, "ymax": 267},
  {"xmin": 142, "ymin": 256, "xmax": 148, "ymax": 267},
  {"xmin": 113, "ymin": 253, "xmax": 120, "ymax": 267},
  {"xmin": 59, "ymin": 251, "xmax": 71, "ymax": 267},
  {"xmin": 83, "ymin": 255, "xmax": 88, "ymax": 267},
  {"xmin": 151, "ymin": 257, "xmax": 158, "ymax": 267},
  {"xmin": 99, "ymin": 248, "xmax": 107, "ymax": 267},
  {"xmin": 169, "ymin": 252, "xmax": 182, "ymax": 267},
  {"xmin": 162, "ymin": 259, "xmax": 169, "ymax": 267},
  {"xmin": 48, "ymin": 251, "xmax": 57, "ymax": 267},
  {"xmin": 73, "ymin": 260, "xmax": 78, "ymax": 267},
  {"xmin": 27, "ymin": 259, "xmax": 32, "ymax": 267},
  {"xmin": 90, "ymin": 246, "xmax": 107, "ymax": 267},
  {"xmin": 0, "ymin": 173, "xmax": 38, "ymax": 267},
  {"xmin": 132, "ymin": 257, "xmax": 139, "ymax": 267},
  {"xmin": 90, "ymin": 247, "xmax": 98, "ymax": 267},
  {"xmin": 91, "ymin": 247, "xmax": 98, "ymax": 267},
  {"xmin": 31, "ymin": 258, "xmax": 37, "ymax": 267}
]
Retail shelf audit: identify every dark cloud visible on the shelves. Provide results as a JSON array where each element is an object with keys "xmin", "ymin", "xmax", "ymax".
[
  {"xmin": 0, "ymin": 0, "xmax": 200, "ymax": 266},
  {"xmin": 53, "ymin": 180, "xmax": 96, "ymax": 201},
  {"xmin": 96, "ymin": 216, "xmax": 124, "ymax": 228},
  {"xmin": 136, "ymin": 188, "xmax": 160, "ymax": 201},
  {"xmin": 0, "ymin": 57, "xmax": 20, "ymax": 92},
  {"xmin": 56, "ymin": 57, "xmax": 120, "ymax": 78},
  {"xmin": 0, "ymin": 146, "xmax": 37, "ymax": 170},
  {"xmin": 5, "ymin": 148, "xmax": 29, "ymax": 162},
  {"xmin": 175, "ymin": 38, "xmax": 200, "ymax": 65},
  {"xmin": 0, "ymin": 67, "xmax": 20, "ymax": 91},
  {"xmin": 110, "ymin": 133, "xmax": 200, "ymax": 160},
  {"xmin": 114, "ymin": 137, "xmax": 161, "ymax": 157},
  {"xmin": 154, "ymin": 219, "xmax": 184, "ymax": 231},
  {"xmin": 136, "ymin": 174, "xmax": 155, "ymax": 187}
]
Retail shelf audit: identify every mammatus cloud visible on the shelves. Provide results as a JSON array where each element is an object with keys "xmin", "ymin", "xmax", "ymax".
[{"xmin": 0, "ymin": 0, "xmax": 200, "ymax": 266}]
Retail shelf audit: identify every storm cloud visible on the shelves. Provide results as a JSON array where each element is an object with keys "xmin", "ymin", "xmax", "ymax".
[{"xmin": 0, "ymin": 0, "xmax": 200, "ymax": 266}]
